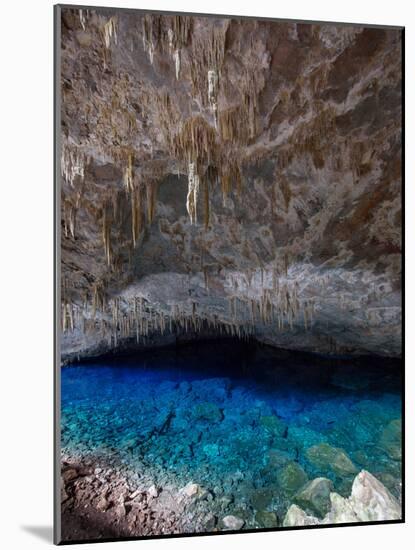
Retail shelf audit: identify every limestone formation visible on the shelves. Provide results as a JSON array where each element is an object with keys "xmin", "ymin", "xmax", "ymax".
[{"xmin": 59, "ymin": 8, "xmax": 402, "ymax": 363}]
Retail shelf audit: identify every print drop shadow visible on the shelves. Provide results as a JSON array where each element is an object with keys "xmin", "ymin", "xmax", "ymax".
[{"xmin": 21, "ymin": 525, "xmax": 53, "ymax": 543}]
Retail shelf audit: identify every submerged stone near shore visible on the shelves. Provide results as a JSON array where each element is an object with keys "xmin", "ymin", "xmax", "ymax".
[
  {"xmin": 293, "ymin": 477, "xmax": 334, "ymax": 518},
  {"xmin": 283, "ymin": 470, "xmax": 401, "ymax": 526},
  {"xmin": 306, "ymin": 443, "xmax": 358, "ymax": 477}
]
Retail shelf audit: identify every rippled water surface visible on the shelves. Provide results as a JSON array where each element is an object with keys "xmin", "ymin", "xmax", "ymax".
[{"xmin": 61, "ymin": 340, "xmax": 402, "ymax": 523}]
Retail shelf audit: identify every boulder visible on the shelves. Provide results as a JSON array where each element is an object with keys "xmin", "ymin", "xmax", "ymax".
[
  {"xmin": 179, "ymin": 482, "xmax": 206, "ymax": 501},
  {"xmin": 283, "ymin": 504, "xmax": 320, "ymax": 527},
  {"xmin": 349, "ymin": 470, "xmax": 401, "ymax": 521},
  {"xmin": 255, "ymin": 510, "xmax": 278, "ymax": 528},
  {"xmin": 306, "ymin": 443, "xmax": 358, "ymax": 476},
  {"xmin": 266, "ymin": 448, "xmax": 293, "ymax": 467},
  {"xmin": 222, "ymin": 515, "xmax": 245, "ymax": 530},
  {"xmin": 251, "ymin": 488, "xmax": 273, "ymax": 510},
  {"xmin": 322, "ymin": 492, "xmax": 358, "ymax": 523},
  {"xmin": 277, "ymin": 462, "xmax": 308, "ymax": 495},
  {"xmin": 379, "ymin": 419, "xmax": 401, "ymax": 460},
  {"xmin": 294, "ymin": 477, "xmax": 334, "ymax": 517}
]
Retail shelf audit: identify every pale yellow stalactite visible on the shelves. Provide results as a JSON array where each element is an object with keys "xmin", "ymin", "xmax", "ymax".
[
  {"xmin": 79, "ymin": 9, "xmax": 87, "ymax": 30},
  {"xmin": 124, "ymin": 154, "xmax": 134, "ymax": 194},
  {"xmin": 186, "ymin": 162, "xmax": 199, "ymax": 224},
  {"xmin": 104, "ymin": 17, "xmax": 118, "ymax": 49},
  {"xmin": 173, "ymin": 49, "xmax": 181, "ymax": 79},
  {"xmin": 61, "ymin": 144, "xmax": 85, "ymax": 188},
  {"xmin": 208, "ymin": 69, "xmax": 218, "ymax": 127}
]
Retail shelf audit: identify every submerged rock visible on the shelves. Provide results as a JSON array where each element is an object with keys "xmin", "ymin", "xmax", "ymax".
[
  {"xmin": 379, "ymin": 419, "xmax": 402, "ymax": 460},
  {"xmin": 277, "ymin": 462, "xmax": 308, "ymax": 495},
  {"xmin": 306, "ymin": 443, "xmax": 358, "ymax": 476},
  {"xmin": 192, "ymin": 402, "xmax": 223, "ymax": 423},
  {"xmin": 222, "ymin": 515, "xmax": 245, "ymax": 530},
  {"xmin": 251, "ymin": 488, "xmax": 273, "ymax": 510},
  {"xmin": 267, "ymin": 448, "xmax": 293, "ymax": 464},
  {"xmin": 259, "ymin": 415, "xmax": 287, "ymax": 437},
  {"xmin": 294, "ymin": 477, "xmax": 333, "ymax": 518},
  {"xmin": 255, "ymin": 510, "xmax": 278, "ymax": 528}
]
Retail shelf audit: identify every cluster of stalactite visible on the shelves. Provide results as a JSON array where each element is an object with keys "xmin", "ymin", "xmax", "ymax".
[
  {"xmin": 61, "ymin": 283, "xmax": 316, "ymax": 348},
  {"xmin": 227, "ymin": 275, "xmax": 316, "ymax": 333},
  {"xmin": 60, "ymin": 11, "xmax": 371, "ymax": 348},
  {"xmin": 189, "ymin": 25, "xmax": 227, "ymax": 113},
  {"xmin": 142, "ymin": 14, "xmax": 192, "ymax": 78},
  {"xmin": 61, "ymin": 143, "xmax": 86, "ymax": 188},
  {"xmin": 61, "ymin": 293, "xmax": 258, "ymax": 344},
  {"xmin": 103, "ymin": 16, "xmax": 118, "ymax": 49},
  {"xmin": 98, "ymin": 174, "xmax": 160, "ymax": 268},
  {"xmin": 61, "ymin": 143, "xmax": 88, "ymax": 240},
  {"xmin": 78, "ymin": 8, "xmax": 87, "ymax": 31}
]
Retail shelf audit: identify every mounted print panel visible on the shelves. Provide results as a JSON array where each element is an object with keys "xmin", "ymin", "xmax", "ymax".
[{"xmin": 54, "ymin": 4, "xmax": 404, "ymax": 544}]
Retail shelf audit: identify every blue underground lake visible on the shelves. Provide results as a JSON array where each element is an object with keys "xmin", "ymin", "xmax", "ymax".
[{"xmin": 61, "ymin": 340, "xmax": 402, "ymax": 532}]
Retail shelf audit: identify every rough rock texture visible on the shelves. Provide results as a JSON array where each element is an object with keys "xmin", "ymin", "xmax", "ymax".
[
  {"xmin": 293, "ymin": 477, "xmax": 333, "ymax": 518},
  {"xmin": 59, "ymin": 8, "xmax": 402, "ymax": 362},
  {"xmin": 283, "ymin": 470, "xmax": 401, "ymax": 526}
]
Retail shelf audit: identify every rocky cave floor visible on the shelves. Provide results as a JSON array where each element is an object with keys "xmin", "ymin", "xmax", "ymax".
[{"xmin": 60, "ymin": 347, "xmax": 402, "ymax": 542}]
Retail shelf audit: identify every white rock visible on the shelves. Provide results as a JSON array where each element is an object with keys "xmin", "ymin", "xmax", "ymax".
[
  {"xmin": 147, "ymin": 484, "xmax": 160, "ymax": 498},
  {"xmin": 350, "ymin": 470, "xmax": 401, "ymax": 521},
  {"xmin": 283, "ymin": 504, "xmax": 320, "ymax": 527},
  {"xmin": 180, "ymin": 482, "xmax": 201, "ymax": 498},
  {"xmin": 284, "ymin": 471, "xmax": 402, "ymax": 527},
  {"xmin": 222, "ymin": 515, "xmax": 245, "ymax": 530},
  {"xmin": 322, "ymin": 492, "xmax": 358, "ymax": 524}
]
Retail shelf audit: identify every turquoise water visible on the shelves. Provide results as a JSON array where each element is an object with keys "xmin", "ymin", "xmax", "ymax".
[{"xmin": 61, "ymin": 340, "xmax": 402, "ymax": 525}]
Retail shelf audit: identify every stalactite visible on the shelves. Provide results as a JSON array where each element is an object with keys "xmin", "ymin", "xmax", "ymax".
[
  {"xmin": 203, "ymin": 265, "xmax": 209, "ymax": 291},
  {"xmin": 172, "ymin": 116, "xmax": 218, "ymax": 168},
  {"xmin": 63, "ymin": 200, "xmax": 76, "ymax": 239},
  {"xmin": 79, "ymin": 9, "xmax": 87, "ymax": 30},
  {"xmin": 124, "ymin": 153, "xmax": 134, "ymax": 194},
  {"xmin": 218, "ymin": 106, "xmax": 250, "ymax": 146},
  {"xmin": 190, "ymin": 25, "xmax": 227, "ymax": 105},
  {"xmin": 207, "ymin": 69, "xmax": 218, "ymax": 127},
  {"xmin": 131, "ymin": 186, "xmax": 142, "ymax": 247},
  {"xmin": 146, "ymin": 181, "xmax": 157, "ymax": 224},
  {"xmin": 143, "ymin": 14, "xmax": 191, "ymax": 73},
  {"xmin": 220, "ymin": 156, "xmax": 242, "ymax": 203},
  {"xmin": 186, "ymin": 162, "xmax": 199, "ymax": 224},
  {"xmin": 102, "ymin": 206, "xmax": 112, "ymax": 266},
  {"xmin": 203, "ymin": 175, "xmax": 210, "ymax": 230},
  {"xmin": 61, "ymin": 144, "xmax": 85, "ymax": 188},
  {"xmin": 103, "ymin": 16, "xmax": 118, "ymax": 49},
  {"xmin": 173, "ymin": 49, "xmax": 181, "ymax": 79}
]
